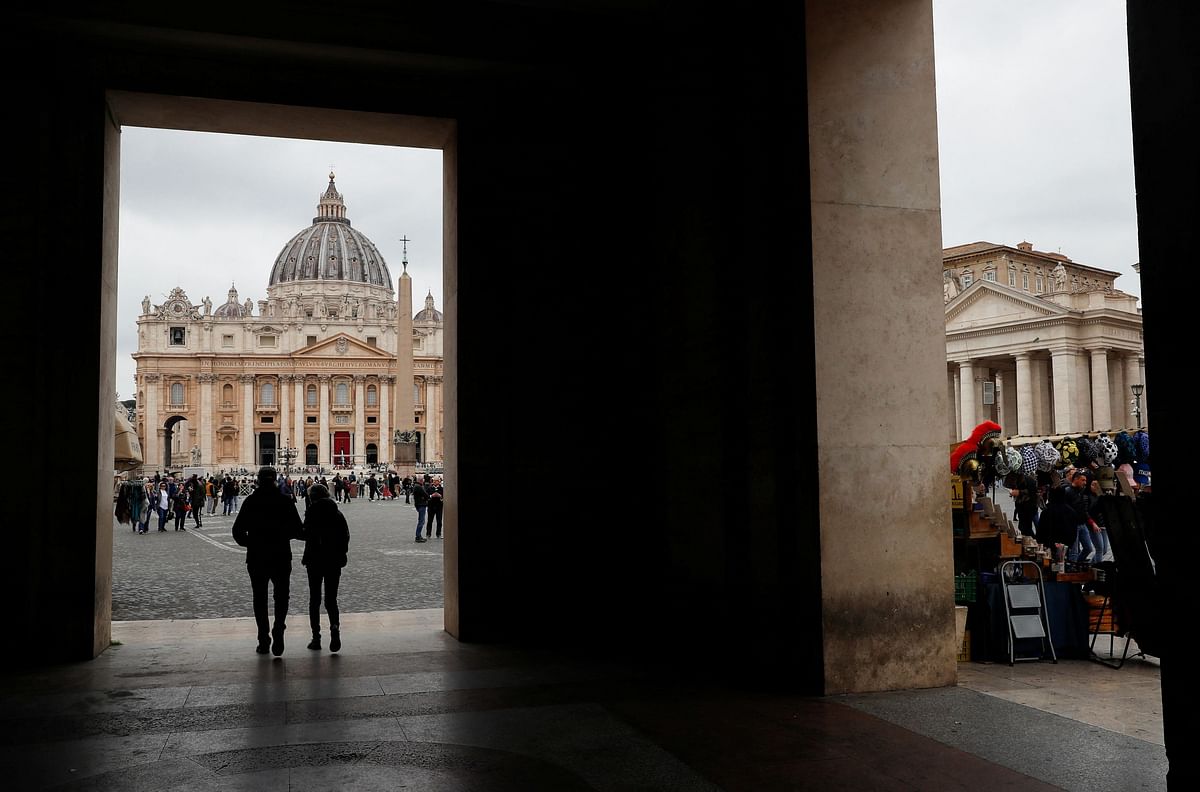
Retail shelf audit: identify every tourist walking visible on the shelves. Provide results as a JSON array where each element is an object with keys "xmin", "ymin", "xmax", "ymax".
[
  {"xmin": 301, "ymin": 484, "xmax": 349, "ymax": 652},
  {"xmin": 411, "ymin": 478, "xmax": 429, "ymax": 542},
  {"xmin": 155, "ymin": 481, "xmax": 171, "ymax": 531},
  {"xmin": 232, "ymin": 467, "xmax": 304, "ymax": 656},
  {"xmin": 172, "ymin": 486, "xmax": 190, "ymax": 531},
  {"xmin": 222, "ymin": 474, "xmax": 237, "ymax": 515},
  {"xmin": 189, "ymin": 480, "xmax": 205, "ymax": 528}
]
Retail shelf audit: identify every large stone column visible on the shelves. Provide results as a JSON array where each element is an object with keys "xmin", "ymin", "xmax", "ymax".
[
  {"xmin": 1107, "ymin": 354, "xmax": 1125, "ymax": 431},
  {"xmin": 1033, "ymin": 358, "xmax": 1052, "ymax": 436},
  {"xmin": 1094, "ymin": 345, "xmax": 1108, "ymax": 432},
  {"xmin": 379, "ymin": 376, "xmax": 391, "ymax": 465},
  {"xmin": 1015, "ymin": 353, "xmax": 1035, "ymax": 437},
  {"xmin": 240, "ymin": 374, "xmax": 254, "ymax": 466},
  {"xmin": 1075, "ymin": 352, "xmax": 1092, "ymax": 433},
  {"xmin": 997, "ymin": 369, "xmax": 1017, "ymax": 437},
  {"xmin": 199, "ymin": 373, "xmax": 215, "ymax": 468},
  {"xmin": 293, "ymin": 376, "xmax": 304, "ymax": 455},
  {"xmin": 808, "ymin": 0, "xmax": 953, "ymax": 693},
  {"xmin": 426, "ymin": 376, "xmax": 442, "ymax": 462},
  {"xmin": 1050, "ymin": 348, "xmax": 1077, "ymax": 435},
  {"xmin": 278, "ymin": 374, "xmax": 290, "ymax": 449},
  {"xmin": 958, "ymin": 359, "xmax": 977, "ymax": 439},
  {"xmin": 353, "ymin": 374, "xmax": 366, "ymax": 465},
  {"xmin": 143, "ymin": 374, "xmax": 160, "ymax": 474},
  {"xmin": 948, "ymin": 368, "xmax": 959, "ymax": 442},
  {"xmin": 318, "ymin": 374, "xmax": 331, "ymax": 466}
]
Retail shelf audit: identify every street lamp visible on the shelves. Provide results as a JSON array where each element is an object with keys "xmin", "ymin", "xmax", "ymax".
[
  {"xmin": 278, "ymin": 444, "xmax": 298, "ymax": 474},
  {"xmin": 1130, "ymin": 383, "xmax": 1144, "ymax": 430}
]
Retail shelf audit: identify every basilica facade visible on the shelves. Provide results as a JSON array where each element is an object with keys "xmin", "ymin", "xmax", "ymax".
[
  {"xmin": 133, "ymin": 174, "xmax": 444, "ymax": 473},
  {"xmin": 945, "ymin": 240, "xmax": 1146, "ymax": 443}
]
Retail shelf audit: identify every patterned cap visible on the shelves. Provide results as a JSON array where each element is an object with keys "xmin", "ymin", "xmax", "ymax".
[
  {"xmin": 1134, "ymin": 430, "xmax": 1150, "ymax": 462},
  {"xmin": 1056, "ymin": 437, "xmax": 1080, "ymax": 466},
  {"xmin": 994, "ymin": 447, "xmax": 1022, "ymax": 477},
  {"xmin": 1035, "ymin": 439, "xmax": 1060, "ymax": 470},
  {"xmin": 1095, "ymin": 435, "xmax": 1118, "ymax": 465},
  {"xmin": 1075, "ymin": 436, "xmax": 1096, "ymax": 466},
  {"xmin": 1020, "ymin": 445, "xmax": 1039, "ymax": 476},
  {"xmin": 1114, "ymin": 431, "xmax": 1136, "ymax": 466}
]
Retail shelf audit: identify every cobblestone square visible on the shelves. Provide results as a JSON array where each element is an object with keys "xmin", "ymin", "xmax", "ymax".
[{"xmin": 113, "ymin": 494, "xmax": 443, "ymax": 620}]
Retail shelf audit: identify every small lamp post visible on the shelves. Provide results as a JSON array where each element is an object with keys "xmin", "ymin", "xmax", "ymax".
[
  {"xmin": 1130, "ymin": 383, "xmax": 1144, "ymax": 430},
  {"xmin": 278, "ymin": 444, "xmax": 298, "ymax": 474}
]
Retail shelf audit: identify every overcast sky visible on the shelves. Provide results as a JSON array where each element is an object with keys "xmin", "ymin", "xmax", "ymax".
[
  {"xmin": 933, "ymin": 0, "xmax": 1139, "ymax": 290},
  {"xmin": 116, "ymin": 0, "xmax": 1139, "ymax": 400},
  {"xmin": 116, "ymin": 130, "xmax": 442, "ymax": 400}
]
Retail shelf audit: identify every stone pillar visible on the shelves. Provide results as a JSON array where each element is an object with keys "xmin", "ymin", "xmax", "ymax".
[
  {"xmin": 958, "ymin": 359, "xmax": 977, "ymax": 439},
  {"xmin": 1124, "ymin": 354, "xmax": 1145, "ymax": 430},
  {"xmin": 292, "ymin": 376, "xmax": 304, "ymax": 463},
  {"xmin": 948, "ymin": 368, "xmax": 959, "ymax": 442},
  {"xmin": 353, "ymin": 374, "xmax": 366, "ymax": 465},
  {"xmin": 1014, "ymin": 353, "xmax": 1034, "ymax": 437},
  {"xmin": 1094, "ymin": 345, "xmax": 1108, "ymax": 432},
  {"xmin": 1075, "ymin": 352, "xmax": 1092, "ymax": 433},
  {"xmin": 278, "ymin": 374, "xmax": 290, "ymax": 449},
  {"xmin": 427, "ymin": 375, "xmax": 442, "ymax": 462},
  {"xmin": 240, "ymin": 374, "xmax": 255, "ymax": 466},
  {"xmin": 1107, "ymin": 354, "xmax": 1125, "ymax": 431},
  {"xmin": 318, "ymin": 374, "xmax": 331, "ymax": 466},
  {"xmin": 1033, "ymin": 358, "xmax": 1052, "ymax": 437},
  {"xmin": 143, "ymin": 374, "xmax": 159, "ymax": 474},
  {"xmin": 199, "ymin": 373, "xmax": 215, "ymax": 468},
  {"xmin": 379, "ymin": 376, "xmax": 391, "ymax": 466},
  {"xmin": 1050, "ymin": 348, "xmax": 1076, "ymax": 435}
]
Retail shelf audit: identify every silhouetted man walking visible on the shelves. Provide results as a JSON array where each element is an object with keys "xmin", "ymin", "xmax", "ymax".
[{"xmin": 233, "ymin": 466, "xmax": 304, "ymax": 656}]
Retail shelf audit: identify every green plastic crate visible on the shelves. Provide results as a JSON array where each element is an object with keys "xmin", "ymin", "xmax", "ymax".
[{"xmin": 954, "ymin": 571, "xmax": 978, "ymax": 604}]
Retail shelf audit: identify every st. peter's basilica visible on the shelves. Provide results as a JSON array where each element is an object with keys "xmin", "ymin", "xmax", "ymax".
[{"xmin": 133, "ymin": 174, "xmax": 443, "ymax": 473}]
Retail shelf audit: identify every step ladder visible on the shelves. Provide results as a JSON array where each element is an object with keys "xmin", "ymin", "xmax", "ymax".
[{"xmin": 1000, "ymin": 560, "xmax": 1057, "ymax": 666}]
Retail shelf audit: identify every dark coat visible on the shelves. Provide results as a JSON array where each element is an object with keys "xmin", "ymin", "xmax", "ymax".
[
  {"xmin": 1038, "ymin": 487, "xmax": 1077, "ymax": 549},
  {"xmin": 411, "ymin": 483, "xmax": 430, "ymax": 508},
  {"xmin": 301, "ymin": 498, "xmax": 350, "ymax": 569},
  {"xmin": 232, "ymin": 486, "xmax": 303, "ymax": 565}
]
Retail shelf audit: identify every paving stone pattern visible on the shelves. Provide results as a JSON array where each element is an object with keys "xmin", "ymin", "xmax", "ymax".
[{"xmin": 113, "ymin": 495, "xmax": 443, "ymax": 620}]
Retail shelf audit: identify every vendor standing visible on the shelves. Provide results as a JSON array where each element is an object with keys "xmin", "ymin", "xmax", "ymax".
[{"xmin": 1005, "ymin": 470, "xmax": 1040, "ymax": 539}]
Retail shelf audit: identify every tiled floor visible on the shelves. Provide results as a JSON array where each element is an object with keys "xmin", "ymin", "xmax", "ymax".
[{"xmin": 0, "ymin": 610, "xmax": 1167, "ymax": 790}]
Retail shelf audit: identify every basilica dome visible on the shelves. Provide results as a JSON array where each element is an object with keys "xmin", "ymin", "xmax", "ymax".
[{"xmin": 267, "ymin": 174, "xmax": 393, "ymax": 290}]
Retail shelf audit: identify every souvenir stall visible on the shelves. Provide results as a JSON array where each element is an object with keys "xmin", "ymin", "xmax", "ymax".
[{"xmin": 951, "ymin": 421, "xmax": 1154, "ymax": 665}]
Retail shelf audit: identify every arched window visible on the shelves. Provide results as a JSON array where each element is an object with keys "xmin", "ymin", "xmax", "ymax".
[
  {"xmin": 170, "ymin": 382, "xmax": 184, "ymax": 405},
  {"xmin": 335, "ymin": 381, "xmax": 350, "ymax": 405},
  {"xmin": 367, "ymin": 384, "xmax": 377, "ymax": 407},
  {"xmin": 306, "ymin": 384, "xmax": 318, "ymax": 407},
  {"xmin": 261, "ymin": 381, "xmax": 275, "ymax": 405},
  {"xmin": 306, "ymin": 443, "xmax": 318, "ymax": 465},
  {"xmin": 366, "ymin": 443, "xmax": 378, "ymax": 464},
  {"xmin": 222, "ymin": 383, "xmax": 234, "ymax": 405}
]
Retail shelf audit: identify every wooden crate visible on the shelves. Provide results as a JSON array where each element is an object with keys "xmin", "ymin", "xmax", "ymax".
[{"xmin": 957, "ymin": 629, "xmax": 971, "ymax": 662}]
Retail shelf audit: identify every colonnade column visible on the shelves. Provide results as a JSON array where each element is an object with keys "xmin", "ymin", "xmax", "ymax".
[
  {"xmin": 958, "ymin": 359, "xmax": 977, "ymax": 439},
  {"xmin": 1014, "ymin": 353, "xmax": 1035, "ymax": 437},
  {"xmin": 199, "ymin": 373, "xmax": 214, "ymax": 468},
  {"xmin": 379, "ymin": 376, "xmax": 391, "ymax": 464},
  {"xmin": 1075, "ymin": 352, "xmax": 1092, "ymax": 433},
  {"xmin": 293, "ymin": 377, "xmax": 305, "ymax": 457},
  {"xmin": 240, "ymin": 375, "xmax": 255, "ymax": 466},
  {"xmin": 1033, "ymin": 358, "xmax": 1052, "ymax": 436},
  {"xmin": 318, "ymin": 375, "xmax": 331, "ymax": 466},
  {"xmin": 1089, "ymin": 348, "xmax": 1111, "ymax": 433},
  {"xmin": 948, "ymin": 368, "xmax": 959, "ymax": 442},
  {"xmin": 427, "ymin": 376, "xmax": 442, "ymax": 462},
  {"xmin": 1050, "ymin": 348, "xmax": 1077, "ymax": 434},
  {"xmin": 143, "ymin": 374, "xmax": 159, "ymax": 474},
  {"xmin": 353, "ymin": 375, "xmax": 366, "ymax": 465},
  {"xmin": 279, "ymin": 375, "xmax": 291, "ymax": 449},
  {"xmin": 1107, "ymin": 355, "xmax": 1125, "ymax": 430}
]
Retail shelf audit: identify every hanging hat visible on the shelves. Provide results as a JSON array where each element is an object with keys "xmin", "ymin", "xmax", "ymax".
[
  {"xmin": 994, "ymin": 446, "xmax": 1022, "ymax": 477},
  {"xmin": 1114, "ymin": 431, "xmax": 1136, "ymax": 466},
  {"xmin": 1133, "ymin": 461, "xmax": 1151, "ymax": 486},
  {"xmin": 1020, "ymin": 445, "xmax": 1039, "ymax": 476},
  {"xmin": 1134, "ymin": 430, "xmax": 1150, "ymax": 462},
  {"xmin": 1075, "ymin": 436, "xmax": 1096, "ymax": 466},
  {"xmin": 1095, "ymin": 435, "xmax": 1118, "ymax": 465},
  {"xmin": 1056, "ymin": 437, "xmax": 1080, "ymax": 466},
  {"xmin": 950, "ymin": 440, "xmax": 980, "ymax": 479},
  {"xmin": 1035, "ymin": 440, "xmax": 1059, "ymax": 471}
]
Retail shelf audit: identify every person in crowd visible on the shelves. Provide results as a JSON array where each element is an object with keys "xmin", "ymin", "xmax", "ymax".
[
  {"xmin": 402, "ymin": 474, "xmax": 412, "ymax": 504},
  {"xmin": 172, "ymin": 485, "xmax": 190, "ymax": 531},
  {"xmin": 155, "ymin": 481, "xmax": 172, "ymax": 531},
  {"xmin": 1004, "ymin": 470, "xmax": 1039, "ymax": 539},
  {"xmin": 204, "ymin": 477, "xmax": 216, "ymax": 516},
  {"xmin": 188, "ymin": 479, "xmax": 205, "ymax": 528},
  {"xmin": 426, "ymin": 476, "xmax": 444, "ymax": 539},
  {"xmin": 301, "ymin": 483, "xmax": 349, "ymax": 653},
  {"xmin": 1036, "ymin": 484, "xmax": 1077, "ymax": 555},
  {"xmin": 138, "ymin": 481, "xmax": 154, "ymax": 534},
  {"xmin": 411, "ymin": 476, "xmax": 430, "ymax": 543},
  {"xmin": 232, "ymin": 466, "xmax": 304, "ymax": 656},
  {"xmin": 222, "ymin": 474, "xmax": 237, "ymax": 515},
  {"xmin": 366, "ymin": 473, "xmax": 379, "ymax": 501},
  {"xmin": 1088, "ymin": 477, "xmax": 1112, "ymax": 563},
  {"xmin": 1064, "ymin": 469, "xmax": 1098, "ymax": 565}
]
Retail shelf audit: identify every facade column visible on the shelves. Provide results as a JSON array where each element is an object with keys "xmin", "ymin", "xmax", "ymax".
[
  {"xmin": 240, "ymin": 374, "xmax": 255, "ymax": 466},
  {"xmin": 1014, "ymin": 353, "xmax": 1034, "ymax": 437},
  {"xmin": 1089, "ymin": 348, "xmax": 1111, "ymax": 433},
  {"xmin": 1050, "ymin": 348, "xmax": 1077, "ymax": 435},
  {"xmin": 958, "ymin": 359, "xmax": 977, "ymax": 439},
  {"xmin": 199, "ymin": 373, "xmax": 215, "ymax": 468},
  {"xmin": 1033, "ymin": 358, "xmax": 1052, "ymax": 437},
  {"xmin": 143, "ymin": 374, "xmax": 160, "ymax": 474},
  {"xmin": 1075, "ymin": 352, "xmax": 1092, "ymax": 433},
  {"xmin": 353, "ymin": 374, "xmax": 366, "ymax": 465},
  {"xmin": 293, "ymin": 376, "xmax": 305, "ymax": 458},
  {"xmin": 1124, "ymin": 354, "xmax": 1142, "ymax": 430},
  {"xmin": 379, "ymin": 376, "xmax": 391, "ymax": 466},
  {"xmin": 1107, "ymin": 355, "xmax": 1125, "ymax": 431},
  {"xmin": 278, "ymin": 374, "xmax": 291, "ymax": 449},
  {"xmin": 949, "ymin": 368, "xmax": 959, "ymax": 442},
  {"xmin": 427, "ymin": 376, "xmax": 442, "ymax": 463},
  {"xmin": 318, "ymin": 374, "xmax": 331, "ymax": 466}
]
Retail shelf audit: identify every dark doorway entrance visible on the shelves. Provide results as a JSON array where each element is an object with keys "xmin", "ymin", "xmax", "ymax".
[
  {"xmin": 163, "ymin": 415, "xmax": 187, "ymax": 470},
  {"xmin": 366, "ymin": 443, "xmax": 378, "ymax": 464},
  {"xmin": 306, "ymin": 443, "xmax": 318, "ymax": 466},
  {"xmin": 258, "ymin": 432, "xmax": 276, "ymax": 466}
]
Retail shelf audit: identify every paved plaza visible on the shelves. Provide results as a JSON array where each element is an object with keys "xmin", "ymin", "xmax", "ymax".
[{"xmin": 113, "ymin": 493, "xmax": 443, "ymax": 621}]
